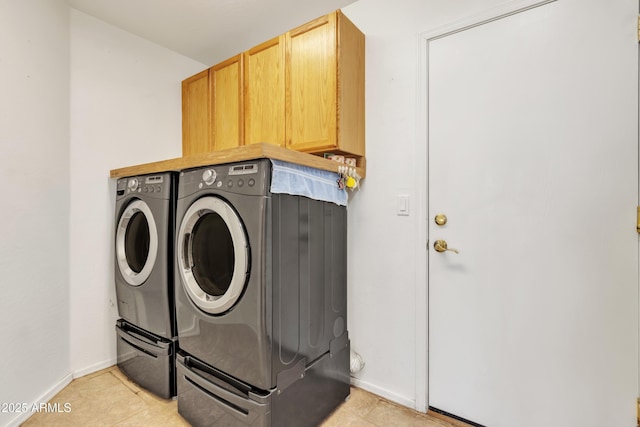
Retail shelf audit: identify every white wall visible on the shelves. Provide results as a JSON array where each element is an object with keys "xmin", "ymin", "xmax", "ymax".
[
  {"xmin": 69, "ymin": 9, "xmax": 205, "ymax": 375},
  {"xmin": 0, "ymin": 1, "xmax": 71, "ymax": 426}
]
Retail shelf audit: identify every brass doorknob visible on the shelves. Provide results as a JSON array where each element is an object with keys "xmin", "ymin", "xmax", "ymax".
[
  {"xmin": 434, "ymin": 214, "xmax": 447, "ymax": 226},
  {"xmin": 434, "ymin": 240, "xmax": 459, "ymax": 254}
]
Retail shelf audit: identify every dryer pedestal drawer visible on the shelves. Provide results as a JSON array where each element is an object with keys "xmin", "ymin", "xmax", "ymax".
[
  {"xmin": 177, "ymin": 352, "xmax": 270, "ymax": 427},
  {"xmin": 176, "ymin": 342, "xmax": 350, "ymax": 427},
  {"xmin": 116, "ymin": 319, "xmax": 176, "ymax": 399}
]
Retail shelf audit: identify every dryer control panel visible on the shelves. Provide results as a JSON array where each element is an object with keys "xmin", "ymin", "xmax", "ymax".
[{"xmin": 179, "ymin": 160, "xmax": 270, "ymax": 199}]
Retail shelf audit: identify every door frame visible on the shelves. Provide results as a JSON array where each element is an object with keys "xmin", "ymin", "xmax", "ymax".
[{"xmin": 414, "ymin": 0, "xmax": 558, "ymax": 413}]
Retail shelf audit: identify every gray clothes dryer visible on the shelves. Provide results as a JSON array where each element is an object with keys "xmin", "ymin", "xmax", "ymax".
[
  {"xmin": 174, "ymin": 160, "xmax": 350, "ymax": 426},
  {"xmin": 114, "ymin": 172, "xmax": 176, "ymax": 398}
]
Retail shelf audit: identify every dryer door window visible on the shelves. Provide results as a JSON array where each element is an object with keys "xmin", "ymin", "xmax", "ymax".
[
  {"xmin": 178, "ymin": 196, "xmax": 249, "ymax": 315},
  {"xmin": 125, "ymin": 211, "xmax": 150, "ymax": 273},
  {"xmin": 116, "ymin": 199, "xmax": 159, "ymax": 286}
]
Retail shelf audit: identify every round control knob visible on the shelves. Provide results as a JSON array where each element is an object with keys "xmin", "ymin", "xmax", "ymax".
[
  {"xmin": 202, "ymin": 169, "xmax": 217, "ymax": 186},
  {"xmin": 127, "ymin": 178, "xmax": 139, "ymax": 192}
]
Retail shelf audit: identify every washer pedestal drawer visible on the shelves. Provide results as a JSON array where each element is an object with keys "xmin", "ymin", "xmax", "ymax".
[{"xmin": 116, "ymin": 319, "xmax": 176, "ymax": 399}]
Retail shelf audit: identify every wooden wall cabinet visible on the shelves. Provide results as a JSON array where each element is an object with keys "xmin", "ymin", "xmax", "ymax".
[
  {"xmin": 286, "ymin": 10, "xmax": 365, "ymax": 161},
  {"xmin": 182, "ymin": 10, "xmax": 365, "ymax": 164}
]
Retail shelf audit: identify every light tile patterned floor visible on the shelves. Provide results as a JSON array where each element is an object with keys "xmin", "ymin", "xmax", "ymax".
[{"xmin": 21, "ymin": 366, "xmax": 460, "ymax": 426}]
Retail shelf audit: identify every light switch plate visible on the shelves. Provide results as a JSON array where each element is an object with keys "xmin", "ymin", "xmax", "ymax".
[{"xmin": 397, "ymin": 195, "xmax": 410, "ymax": 216}]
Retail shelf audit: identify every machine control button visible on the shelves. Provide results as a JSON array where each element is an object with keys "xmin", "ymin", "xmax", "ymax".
[
  {"xmin": 127, "ymin": 178, "xmax": 139, "ymax": 192},
  {"xmin": 248, "ymin": 178, "xmax": 255, "ymax": 187},
  {"xmin": 227, "ymin": 180, "xmax": 233, "ymax": 188},
  {"xmin": 156, "ymin": 186, "xmax": 161, "ymax": 192},
  {"xmin": 149, "ymin": 187, "xmax": 154, "ymax": 193},
  {"xmin": 216, "ymin": 181, "xmax": 222, "ymax": 188},
  {"xmin": 202, "ymin": 169, "xmax": 217, "ymax": 186},
  {"xmin": 238, "ymin": 179, "xmax": 244, "ymax": 187},
  {"xmin": 143, "ymin": 187, "xmax": 148, "ymax": 193}
]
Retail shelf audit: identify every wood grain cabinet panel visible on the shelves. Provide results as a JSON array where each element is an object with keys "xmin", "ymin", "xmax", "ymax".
[
  {"xmin": 182, "ymin": 69, "xmax": 211, "ymax": 156},
  {"xmin": 244, "ymin": 36, "xmax": 286, "ymax": 147},
  {"xmin": 211, "ymin": 54, "xmax": 243, "ymax": 151},
  {"xmin": 286, "ymin": 10, "xmax": 365, "ymax": 160},
  {"xmin": 287, "ymin": 13, "xmax": 337, "ymax": 153}
]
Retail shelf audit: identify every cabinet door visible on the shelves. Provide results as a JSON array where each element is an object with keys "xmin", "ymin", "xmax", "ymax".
[
  {"xmin": 244, "ymin": 36, "xmax": 285, "ymax": 147},
  {"xmin": 211, "ymin": 54, "xmax": 243, "ymax": 150},
  {"xmin": 286, "ymin": 13, "xmax": 337, "ymax": 153},
  {"xmin": 182, "ymin": 69, "xmax": 211, "ymax": 156}
]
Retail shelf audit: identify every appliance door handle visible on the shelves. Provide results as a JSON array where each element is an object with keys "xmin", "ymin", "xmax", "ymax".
[
  {"xmin": 177, "ymin": 357, "xmax": 268, "ymax": 423},
  {"xmin": 116, "ymin": 325, "xmax": 170, "ymax": 356}
]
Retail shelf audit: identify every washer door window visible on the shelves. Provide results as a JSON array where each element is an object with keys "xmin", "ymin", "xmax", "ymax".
[
  {"xmin": 116, "ymin": 199, "xmax": 158, "ymax": 286},
  {"xmin": 178, "ymin": 197, "xmax": 249, "ymax": 315}
]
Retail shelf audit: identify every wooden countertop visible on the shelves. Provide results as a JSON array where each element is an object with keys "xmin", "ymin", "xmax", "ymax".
[{"xmin": 109, "ymin": 143, "xmax": 366, "ymax": 179}]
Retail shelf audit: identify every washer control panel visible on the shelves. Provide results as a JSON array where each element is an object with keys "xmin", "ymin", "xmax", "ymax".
[{"xmin": 116, "ymin": 174, "xmax": 170, "ymax": 199}]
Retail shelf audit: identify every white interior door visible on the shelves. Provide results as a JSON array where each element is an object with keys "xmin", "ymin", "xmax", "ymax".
[{"xmin": 427, "ymin": 1, "xmax": 638, "ymax": 426}]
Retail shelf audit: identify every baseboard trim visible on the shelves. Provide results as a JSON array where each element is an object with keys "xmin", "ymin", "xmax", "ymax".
[
  {"xmin": 5, "ymin": 372, "xmax": 73, "ymax": 427},
  {"xmin": 350, "ymin": 377, "xmax": 416, "ymax": 410},
  {"xmin": 429, "ymin": 406, "xmax": 484, "ymax": 427},
  {"xmin": 72, "ymin": 357, "xmax": 116, "ymax": 379}
]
